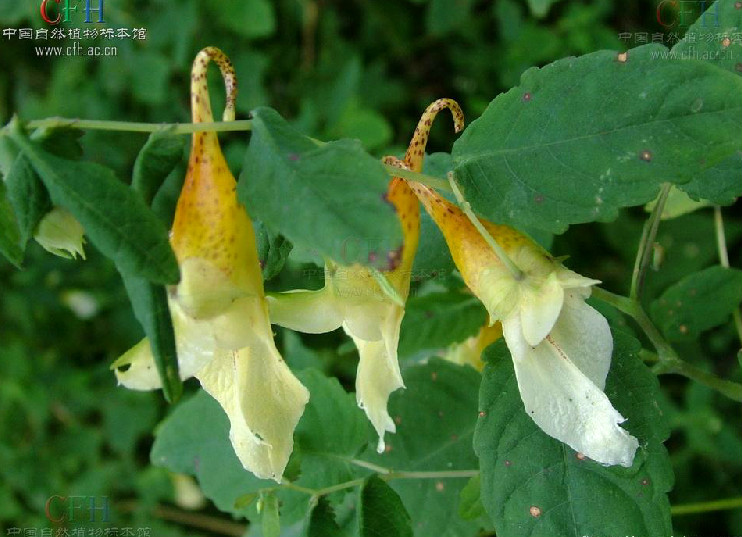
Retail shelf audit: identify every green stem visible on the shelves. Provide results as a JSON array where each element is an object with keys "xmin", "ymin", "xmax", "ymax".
[
  {"xmin": 714, "ymin": 206, "xmax": 742, "ymax": 346},
  {"xmin": 671, "ymin": 496, "xmax": 742, "ymax": 516},
  {"xmin": 24, "ymin": 117, "xmax": 253, "ymax": 134},
  {"xmin": 273, "ymin": 466, "xmax": 480, "ymax": 500},
  {"xmin": 384, "ymin": 163, "xmax": 452, "ymax": 192},
  {"xmin": 630, "ymin": 182, "xmax": 671, "ymax": 300},
  {"xmin": 447, "ymin": 173, "xmax": 524, "ymax": 281},
  {"xmin": 592, "ymin": 287, "xmax": 742, "ymax": 402}
]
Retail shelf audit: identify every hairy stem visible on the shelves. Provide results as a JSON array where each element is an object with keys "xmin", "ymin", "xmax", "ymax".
[
  {"xmin": 631, "ymin": 182, "xmax": 671, "ymax": 300},
  {"xmin": 714, "ymin": 206, "xmax": 742, "ymax": 346},
  {"xmin": 671, "ymin": 496, "xmax": 742, "ymax": 516},
  {"xmin": 24, "ymin": 117, "xmax": 253, "ymax": 134},
  {"xmin": 384, "ymin": 163, "xmax": 452, "ymax": 192},
  {"xmin": 592, "ymin": 287, "xmax": 742, "ymax": 402},
  {"xmin": 271, "ymin": 464, "xmax": 479, "ymax": 500}
]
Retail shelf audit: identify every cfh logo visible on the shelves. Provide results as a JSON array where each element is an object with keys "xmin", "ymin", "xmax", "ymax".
[
  {"xmin": 40, "ymin": 0, "xmax": 105, "ymax": 25},
  {"xmin": 656, "ymin": 0, "xmax": 720, "ymax": 28},
  {"xmin": 45, "ymin": 495, "xmax": 111, "ymax": 523}
]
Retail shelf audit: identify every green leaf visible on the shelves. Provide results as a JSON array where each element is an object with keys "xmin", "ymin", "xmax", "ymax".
[
  {"xmin": 0, "ymin": 180, "xmax": 23, "ymax": 267},
  {"xmin": 458, "ymin": 475, "xmax": 487, "ymax": 521},
  {"xmin": 305, "ymin": 497, "xmax": 343, "ymax": 537},
  {"xmin": 33, "ymin": 126, "xmax": 84, "ymax": 160},
  {"xmin": 152, "ymin": 368, "xmax": 371, "ymax": 523},
  {"xmin": 359, "ymin": 475, "xmax": 413, "ymax": 537},
  {"xmin": 132, "ymin": 130, "xmax": 186, "ymax": 206},
  {"xmin": 260, "ymin": 491, "xmax": 281, "ymax": 537},
  {"xmin": 215, "ymin": 0, "xmax": 276, "ymax": 38},
  {"xmin": 255, "ymin": 220, "xmax": 293, "ymax": 281},
  {"xmin": 651, "ymin": 266, "xmax": 742, "ymax": 342},
  {"xmin": 288, "ymin": 369, "xmax": 372, "ymax": 519},
  {"xmin": 474, "ymin": 333, "xmax": 673, "ymax": 537},
  {"xmin": 120, "ymin": 273, "xmax": 181, "ymax": 403},
  {"xmin": 4, "ymin": 154, "xmax": 51, "ymax": 248},
  {"xmin": 412, "ymin": 153, "xmax": 456, "ymax": 278},
  {"xmin": 360, "ymin": 360, "xmax": 483, "ymax": 537},
  {"xmin": 151, "ymin": 390, "xmax": 268, "ymax": 518},
  {"xmin": 10, "ymin": 131, "xmax": 179, "ymax": 284},
  {"xmin": 240, "ymin": 107, "xmax": 402, "ymax": 270},
  {"xmin": 452, "ymin": 43, "xmax": 742, "ymax": 234},
  {"xmin": 526, "ymin": 0, "xmax": 559, "ymax": 18},
  {"xmin": 330, "ymin": 104, "xmax": 393, "ymax": 152},
  {"xmin": 678, "ymin": 151, "xmax": 742, "ymax": 205},
  {"xmin": 672, "ymin": 0, "xmax": 742, "ymax": 77},
  {"xmin": 426, "ymin": 0, "xmax": 474, "ymax": 35},
  {"xmin": 399, "ymin": 292, "xmax": 487, "ymax": 358}
]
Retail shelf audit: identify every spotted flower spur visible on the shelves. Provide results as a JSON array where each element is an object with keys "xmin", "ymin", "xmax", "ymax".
[
  {"xmin": 407, "ymin": 101, "xmax": 639, "ymax": 467},
  {"xmin": 113, "ymin": 47, "xmax": 309, "ymax": 482},
  {"xmin": 267, "ymin": 99, "xmax": 464, "ymax": 452}
]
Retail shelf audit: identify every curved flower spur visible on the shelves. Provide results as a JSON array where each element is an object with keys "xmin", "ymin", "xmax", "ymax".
[
  {"xmin": 408, "ymin": 100, "xmax": 639, "ymax": 467},
  {"xmin": 267, "ymin": 100, "xmax": 463, "ymax": 452},
  {"xmin": 113, "ymin": 47, "xmax": 309, "ymax": 482}
]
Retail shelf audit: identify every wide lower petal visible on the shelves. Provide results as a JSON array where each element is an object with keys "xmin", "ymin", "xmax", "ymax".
[
  {"xmin": 195, "ymin": 338, "xmax": 309, "ymax": 482},
  {"xmin": 347, "ymin": 306, "xmax": 405, "ymax": 453},
  {"xmin": 510, "ymin": 327, "xmax": 638, "ymax": 467},
  {"xmin": 548, "ymin": 292, "xmax": 613, "ymax": 389}
]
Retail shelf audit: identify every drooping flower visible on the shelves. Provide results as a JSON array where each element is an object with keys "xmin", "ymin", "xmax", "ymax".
[
  {"xmin": 268, "ymin": 99, "xmax": 464, "ymax": 451},
  {"xmin": 34, "ymin": 207, "xmax": 86, "ymax": 259},
  {"xmin": 113, "ymin": 47, "xmax": 309, "ymax": 482},
  {"xmin": 409, "ymin": 149, "xmax": 639, "ymax": 467}
]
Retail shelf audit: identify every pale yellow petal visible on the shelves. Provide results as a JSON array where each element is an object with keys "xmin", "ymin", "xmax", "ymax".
[
  {"xmin": 267, "ymin": 288, "xmax": 344, "ymax": 334},
  {"xmin": 348, "ymin": 306, "xmax": 405, "ymax": 453},
  {"xmin": 174, "ymin": 257, "xmax": 249, "ymax": 320},
  {"xmin": 112, "ymin": 338, "xmax": 161, "ymax": 390},
  {"xmin": 519, "ymin": 272, "xmax": 564, "ymax": 346},
  {"xmin": 195, "ymin": 339, "xmax": 309, "ymax": 482}
]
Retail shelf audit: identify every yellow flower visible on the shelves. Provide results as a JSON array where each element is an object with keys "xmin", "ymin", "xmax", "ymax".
[
  {"xmin": 410, "ymin": 136, "xmax": 638, "ymax": 467},
  {"xmin": 268, "ymin": 99, "xmax": 464, "ymax": 451},
  {"xmin": 113, "ymin": 47, "xmax": 308, "ymax": 482}
]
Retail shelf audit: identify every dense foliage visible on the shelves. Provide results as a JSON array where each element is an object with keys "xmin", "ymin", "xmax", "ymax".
[{"xmin": 1, "ymin": 0, "xmax": 741, "ymax": 536}]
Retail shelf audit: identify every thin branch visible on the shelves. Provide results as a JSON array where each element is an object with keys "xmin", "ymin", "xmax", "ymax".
[
  {"xmin": 671, "ymin": 496, "xmax": 742, "ymax": 516},
  {"xmin": 383, "ymin": 163, "xmax": 452, "ymax": 192},
  {"xmin": 24, "ymin": 117, "xmax": 253, "ymax": 135},
  {"xmin": 714, "ymin": 206, "xmax": 742, "ymax": 346},
  {"xmin": 631, "ymin": 183, "xmax": 671, "ymax": 300},
  {"xmin": 592, "ymin": 287, "xmax": 742, "ymax": 402}
]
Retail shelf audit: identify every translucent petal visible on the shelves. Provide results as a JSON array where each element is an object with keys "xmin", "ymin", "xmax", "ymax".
[
  {"xmin": 347, "ymin": 306, "xmax": 405, "ymax": 453},
  {"xmin": 519, "ymin": 272, "xmax": 564, "ymax": 346},
  {"xmin": 174, "ymin": 257, "xmax": 249, "ymax": 320},
  {"xmin": 112, "ymin": 338, "xmax": 162, "ymax": 390},
  {"xmin": 509, "ymin": 319, "xmax": 638, "ymax": 467},
  {"xmin": 548, "ymin": 293, "xmax": 613, "ymax": 390},
  {"xmin": 196, "ymin": 339, "xmax": 309, "ymax": 482},
  {"xmin": 267, "ymin": 288, "xmax": 344, "ymax": 334},
  {"xmin": 113, "ymin": 303, "xmax": 216, "ymax": 390}
]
